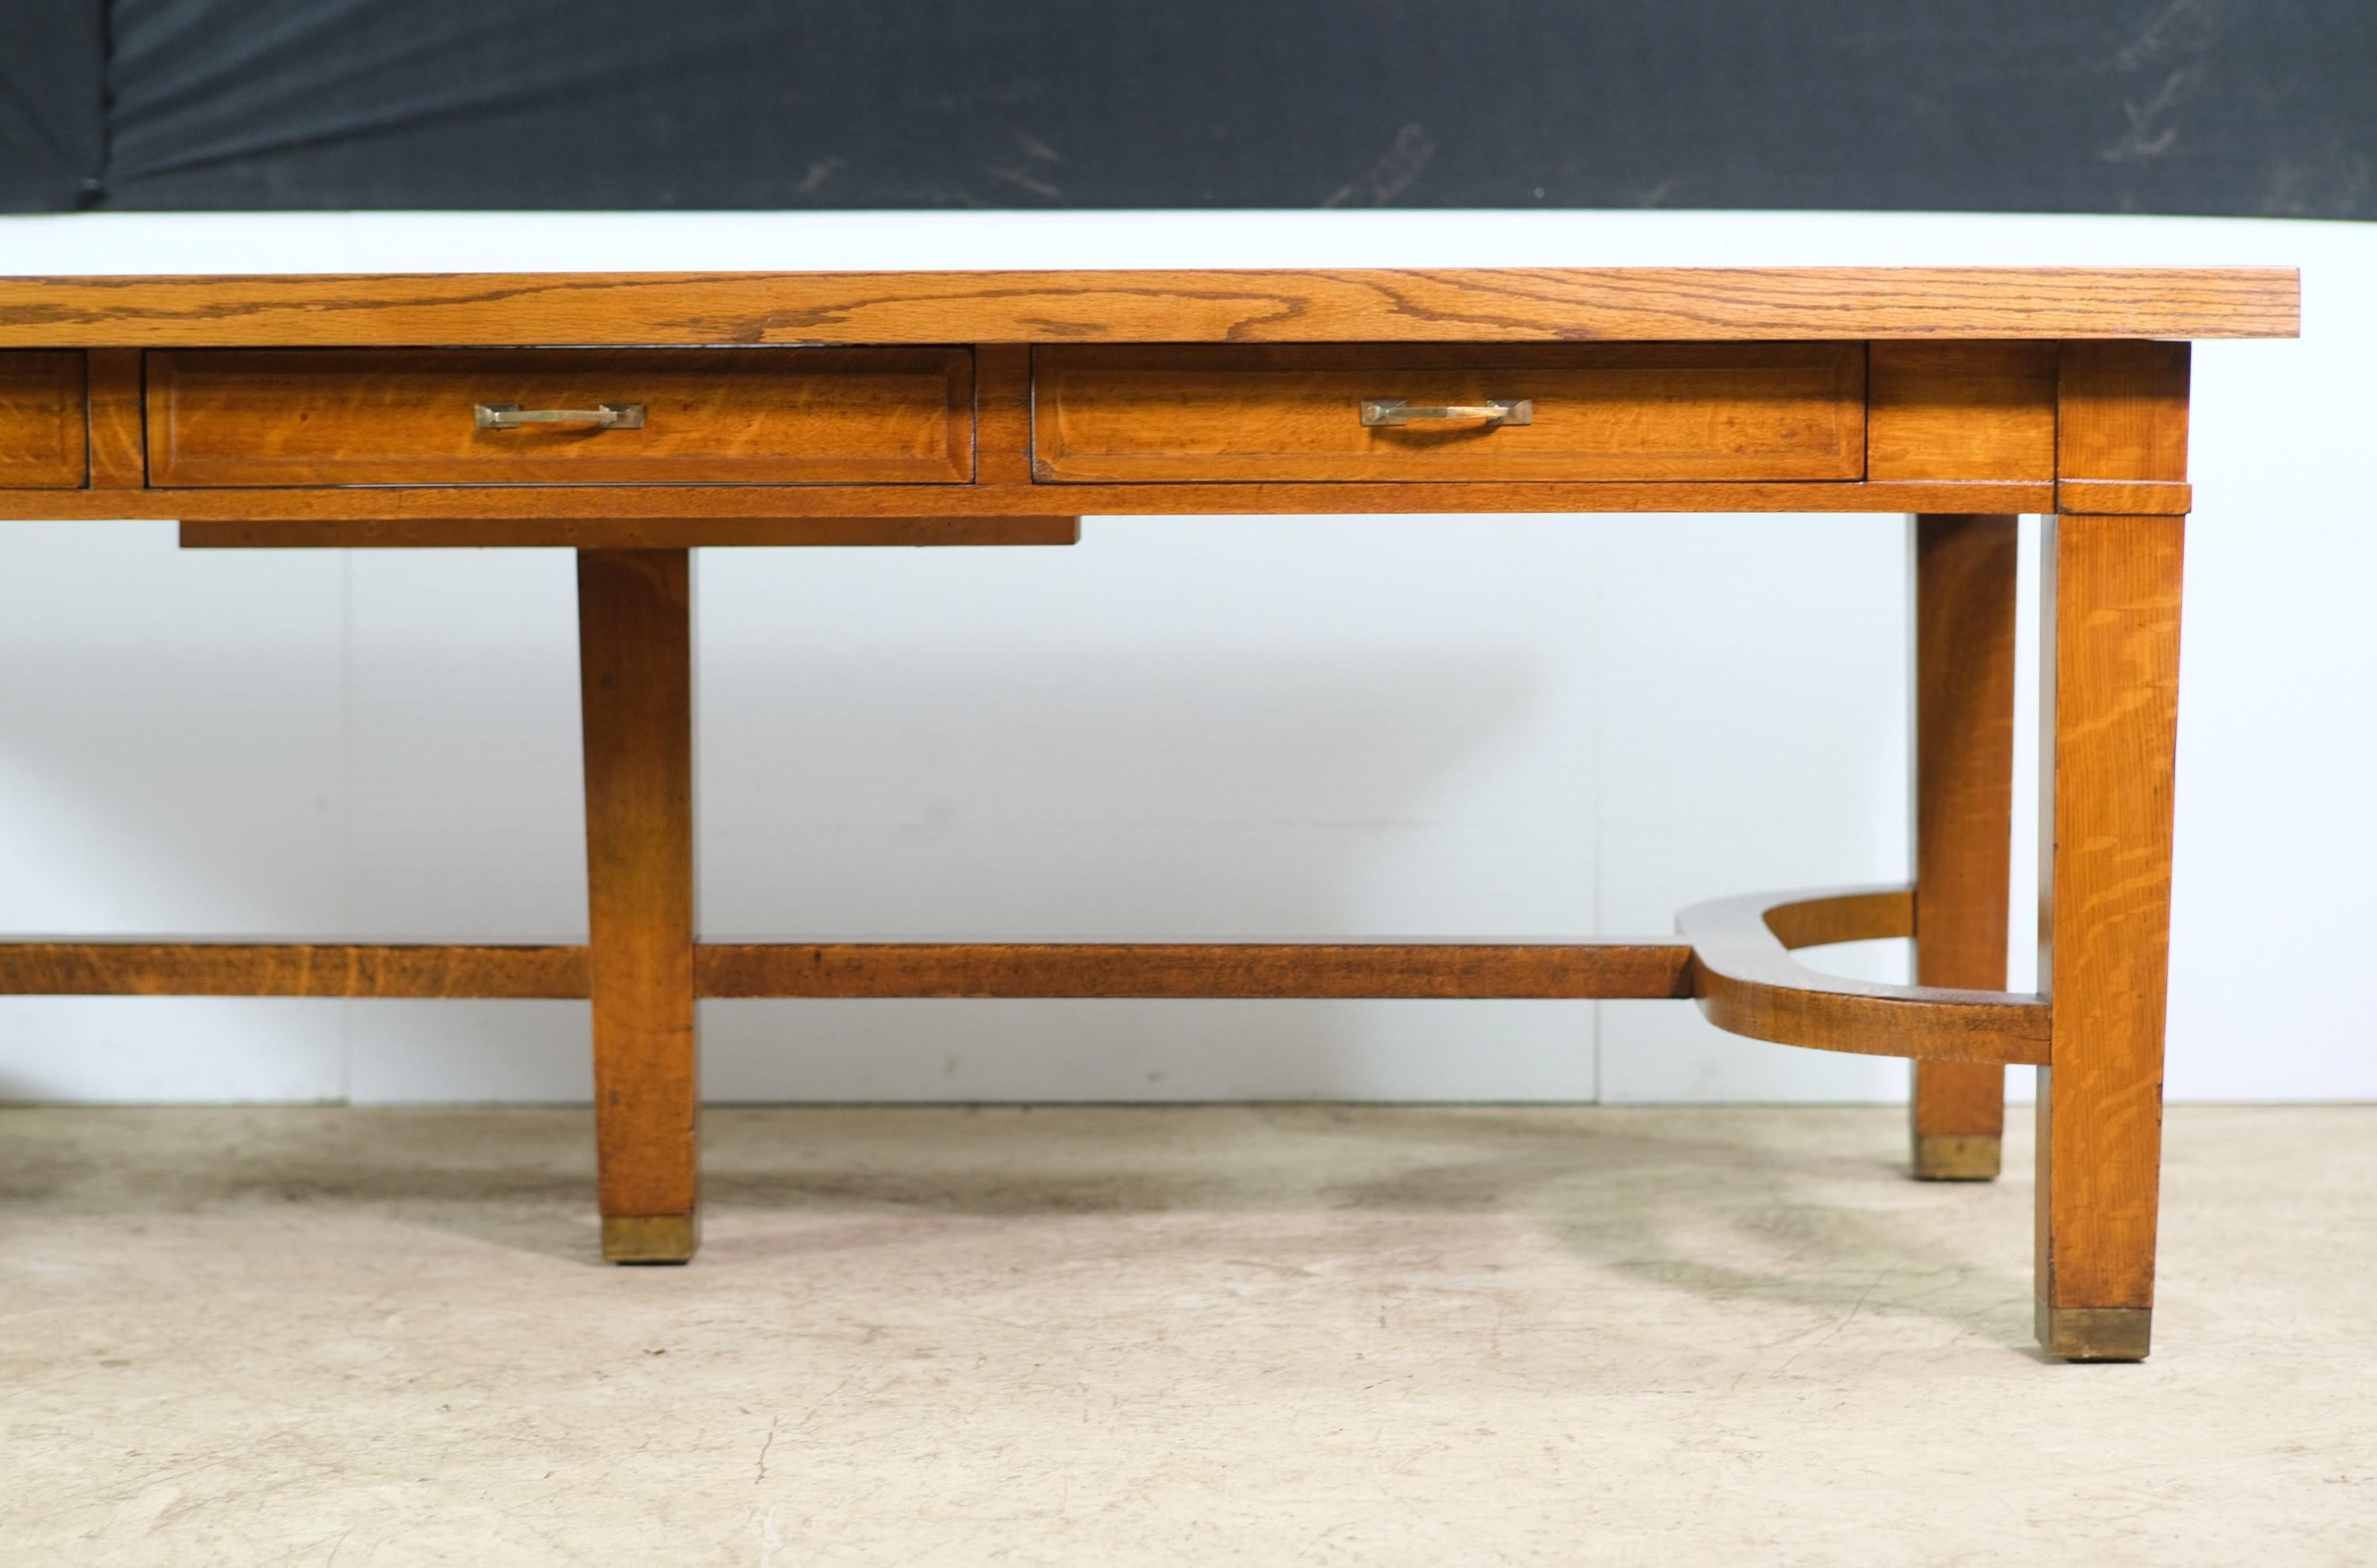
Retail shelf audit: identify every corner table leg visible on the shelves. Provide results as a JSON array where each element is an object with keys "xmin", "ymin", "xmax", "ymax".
[
  {"xmin": 577, "ymin": 549, "xmax": 700, "ymax": 1264},
  {"xmin": 2035, "ymin": 513, "xmax": 2183, "ymax": 1360},
  {"xmin": 1909, "ymin": 514, "xmax": 2018, "ymax": 1179}
]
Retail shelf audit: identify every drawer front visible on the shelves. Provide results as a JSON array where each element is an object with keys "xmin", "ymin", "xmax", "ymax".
[
  {"xmin": 149, "ymin": 348, "xmax": 974, "ymax": 486},
  {"xmin": 1034, "ymin": 345, "xmax": 1865, "ymax": 483},
  {"xmin": 0, "ymin": 351, "xmax": 88, "ymax": 488}
]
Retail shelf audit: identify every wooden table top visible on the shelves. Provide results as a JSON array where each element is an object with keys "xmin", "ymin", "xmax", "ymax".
[{"xmin": 0, "ymin": 267, "xmax": 2299, "ymax": 346}]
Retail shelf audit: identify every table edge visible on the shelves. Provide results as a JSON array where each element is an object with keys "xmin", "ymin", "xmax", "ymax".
[{"xmin": 0, "ymin": 267, "xmax": 2302, "ymax": 345}]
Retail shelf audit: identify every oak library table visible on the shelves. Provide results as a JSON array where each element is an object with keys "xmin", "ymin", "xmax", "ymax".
[{"xmin": 0, "ymin": 267, "xmax": 2300, "ymax": 1360}]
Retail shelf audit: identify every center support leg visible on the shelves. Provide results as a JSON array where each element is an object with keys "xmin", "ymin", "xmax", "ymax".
[
  {"xmin": 1909, "ymin": 514, "xmax": 2018, "ymax": 1179},
  {"xmin": 2034, "ymin": 513, "xmax": 2184, "ymax": 1360},
  {"xmin": 576, "ymin": 549, "xmax": 700, "ymax": 1264}
]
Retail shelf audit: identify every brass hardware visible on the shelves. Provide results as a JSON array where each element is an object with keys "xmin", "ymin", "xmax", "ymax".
[
  {"xmin": 1913, "ymin": 1134, "xmax": 2003, "ymax": 1181},
  {"xmin": 1359, "ymin": 398, "xmax": 1532, "ymax": 428},
  {"xmin": 602, "ymin": 1214, "xmax": 698, "ymax": 1264},
  {"xmin": 474, "ymin": 402, "xmax": 646, "ymax": 431}
]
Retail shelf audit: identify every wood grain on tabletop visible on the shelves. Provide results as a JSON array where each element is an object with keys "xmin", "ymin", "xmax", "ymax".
[{"xmin": 0, "ymin": 268, "xmax": 2300, "ymax": 346}]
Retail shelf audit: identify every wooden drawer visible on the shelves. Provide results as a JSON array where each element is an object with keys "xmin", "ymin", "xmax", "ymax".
[
  {"xmin": 1033, "ymin": 344, "xmax": 1865, "ymax": 483},
  {"xmin": 0, "ymin": 351, "xmax": 88, "ymax": 488},
  {"xmin": 147, "ymin": 348, "xmax": 974, "ymax": 486}
]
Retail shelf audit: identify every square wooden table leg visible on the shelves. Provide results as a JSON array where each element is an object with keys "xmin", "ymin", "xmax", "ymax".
[
  {"xmin": 577, "ymin": 548, "xmax": 700, "ymax": 1264},
  {"xmin": 2034, "ymin": 512, "xmax": 2184, "ymax": 1360},
  {"xmin": 1909, "ymin": 513, "xmax": 2019, "ymax": 1180}
]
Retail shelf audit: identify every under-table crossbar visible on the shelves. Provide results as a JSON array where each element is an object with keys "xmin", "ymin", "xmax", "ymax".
[
  {"xmin": 0, "ymin": 939, "xmax": 1687, "ymax": 1001},
  {"xmin": 0, "ymin": 887, "xmax": 2051, "ymax": 1068},
  {"xmin": 695, "ymin": 941, "xmax": 1692, "ymax": 999}
]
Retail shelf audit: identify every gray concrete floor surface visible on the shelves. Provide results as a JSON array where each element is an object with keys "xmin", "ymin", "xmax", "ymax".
[{"xmin": 2, "ymin": 1104, "xmax": 2371, "ymax": 1565}]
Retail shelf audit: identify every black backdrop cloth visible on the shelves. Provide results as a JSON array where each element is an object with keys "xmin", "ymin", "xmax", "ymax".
[{"xmin": 3, "ymin": 1, "xmax": 2372, "ymax": 216}]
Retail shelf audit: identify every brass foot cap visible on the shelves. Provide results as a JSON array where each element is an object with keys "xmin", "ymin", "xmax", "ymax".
[
  {"xmin": 603, "ymin": 1214, "xmax": 698, "ymax": 1265},
  {"xmin": 2037, "ymin": 1302, "xmax": 2152, "ymax": 1362},
  {"xmin": 1913, "ymin": 1135, "xmax": 2001, "ymax": 1181}
]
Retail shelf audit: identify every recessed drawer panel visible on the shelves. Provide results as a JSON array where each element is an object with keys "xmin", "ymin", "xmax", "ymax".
[
  {"xmin": 148, "ymin": 348, "xmax": 974, "ymax": 486},
  {"xmin": 1034, "ymin": 344, "xmax": 1865, "ymax": 483},
  {"xmin": 0, "ymin": 351, "xmax": 88, "ymax": 488}
]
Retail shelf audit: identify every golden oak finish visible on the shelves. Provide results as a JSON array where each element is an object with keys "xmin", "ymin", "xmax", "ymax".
[
  {"xmin": 2058, "ymin": 341, "xmax": 2192, "ymax": 516},
  {"xmin": 1678, "ymin": 887, "xmax": 2050, "ymax": 1067},
  {"xmin": 2057, "ymin": 480, "xmax": 2192, "ymax": 515},
  {"xmin": 697, "ymin": 940, "xmax": 1693, "ymax": 1000},
  {"xmin": 0, "ymin": 940, "xmax": 588, "ymax": 998},
  {"xmin": 578, "ymin": 550, "xmax": 700, "ymax": 1265},
  {"xmin": 0, "ymin": 937, "xmax": 1684, "ymax": 1001},
  {"xmin": 84, "ymin": 348, "xmax": 147, "ymax": 487},
  {"xmin": 0, "ymin": 479, "xmax": 2055, "ymax": 527},
  {"xmin": 1035, "ymin": 344, "xmax": 1865, "ymax": 483},
  {"xmin": 973, "ymin": 343, "xmax": 1036, "ymax": 485},
  {"xmin": 0, "ymin": 350, "xmax": 86, "ymax": 487},
  {"xmin": 147, "ymin": 347, "xmax": 974, "ymax": 486},
  {"xmin": 2035, "ymin": 513, "xmax": 2185, "ymax": 1361},
  {"xmin": 1868, "ymin": 343, "xmax": 2056, "ymax": 483},
  {"xmin": 179, "ymin": 516, "xmax": 1082, "ymax": 549},
  {"xmin": 0, "ymin": 267, "xmax": 2291, "ymax": 1345},
  {"xmin": 0, "ymin": 268, "xmax": 2298, "ymax": 346},
  {"xmin": 1755, "ymin": 889, "xmax": 1910, "ymax": 951},
  {"xmin": 1910, "ymin": 514, "xmax": 2020, "ymax": 1180}
]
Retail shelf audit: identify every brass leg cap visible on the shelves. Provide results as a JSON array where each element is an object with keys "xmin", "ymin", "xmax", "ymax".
[
  {"xmin": 1912, "ymin": 1134, "xmax": 2001, "ymax": 1181},
  {"xmin": 2037, "ymin": 1302, "xmax": 2152, "ymax": 1362},
  {"xmin": 603, "ymin": 1214, "xmax": 698, "ymax": 1265}
]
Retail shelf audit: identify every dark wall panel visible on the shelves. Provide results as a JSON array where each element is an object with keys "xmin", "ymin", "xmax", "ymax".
[
  {"xmin": 29, "ymin": 2, "xmax": 2377, "ymax": 215},
  {"xmin": 0, "ymin": 0, "xmax": 105, "ymax": 211}
]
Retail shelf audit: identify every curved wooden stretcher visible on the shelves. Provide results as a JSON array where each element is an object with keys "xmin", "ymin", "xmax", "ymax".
[
  {"xmin": 1679, "ymin": 887, "xmax": 2048, "ymax": 1067},
  {"xmin": 0, "ymin": 264, "xmax": 2299, "ymax": 1360}
]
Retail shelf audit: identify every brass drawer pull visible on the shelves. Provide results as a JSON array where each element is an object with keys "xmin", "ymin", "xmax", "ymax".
[
  {"xmin": 474, "ymin": 402, "xmax": 646, "ymax": 431},
  {"xmin": 1359, "ymin": 398, "xmax": 1532, "ymax": 428}
]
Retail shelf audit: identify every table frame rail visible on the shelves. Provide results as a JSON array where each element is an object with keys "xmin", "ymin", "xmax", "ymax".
[{"xmin": 0, "ymin": 893, "xmax": 2046, "ymax": 1066}]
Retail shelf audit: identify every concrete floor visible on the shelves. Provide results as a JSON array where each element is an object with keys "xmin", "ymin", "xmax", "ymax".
[{"xmin": 2, "ymin": 1105, "xmax": 2371, "ymax": 1566}]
